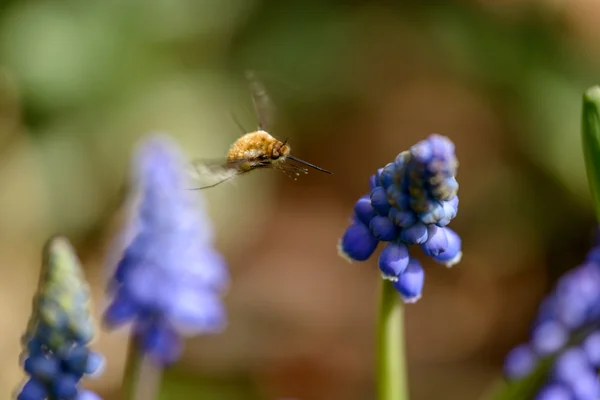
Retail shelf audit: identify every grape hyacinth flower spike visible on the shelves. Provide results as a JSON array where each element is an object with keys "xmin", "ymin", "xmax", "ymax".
[
  {"xmin": 338, "ymin": 134, "xmax": 461, "ymax": 400},
  {"xmin": 338, "ymin": 133, "xmax": 462, "ymax": 302},
  {"xmin": 502, "ymin": 239, "xmax": 600, "ymax": 400},
  {"xmin": 102, "ymin": 134, "xmax": 229, "ymax": 399},
  {"xmin": 16, "ymin": 236, "xmax": 104, "ymax": 400}
]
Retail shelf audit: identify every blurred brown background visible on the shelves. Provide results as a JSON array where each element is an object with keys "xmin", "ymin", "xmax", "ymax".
[{"xmin": 2, "ymin": 0, "xmax": 600, "ymax": 399}]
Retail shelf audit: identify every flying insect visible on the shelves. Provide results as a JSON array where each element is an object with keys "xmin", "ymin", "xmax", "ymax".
[{"xmin": 190, "ymin": 71, "xmax": 332, "ymax": 190}]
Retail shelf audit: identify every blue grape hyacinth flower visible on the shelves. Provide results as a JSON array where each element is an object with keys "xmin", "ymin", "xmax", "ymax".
[
  {"xmin": 16, "ymin": 236, "xmax": 104, "ymax": 400},
  {"xmin": 103, "ymin": 134, "xmax": 229, "ymax": 365},
  {"xmin": 338, "ymin": 134, "xmax": 462, "ymax": 303},
  {"xmin": 503, "ymin": 239, "xmax": 600, "ymax": 399}
]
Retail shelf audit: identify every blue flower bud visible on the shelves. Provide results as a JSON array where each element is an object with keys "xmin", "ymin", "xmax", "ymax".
[
  {"xmin": 534, "ymin": 383, "xmax": 571, "ymax": 400},
  {"xmin": 339, "ymin": 223, "xmax": 379, "ymax": 261},
  {"xmin": 24, "ymin": 355, "xmax": 60, "ymax": 382},
  {"xmin": 410, "ymin": 139, "xmax": 433, "ymax": 164},
  {"xmin": 436, "ymin": 198, "xmax": 459, "ymax": 227},
  {"xmin": 394, "ymin": 151, "xmax": 410, "ymax": 169},
  {"xmin": 141, "ymin": 323, "xmax": 183, "ymax": 365},
  {"xmin": 399, "ymin": 222, "xmax": 428, "ymax": 245},
  {"xmin": 421, "ymin": 226, "xmax": 449, "ymax": 257},
  {"xmin": 532, "ymin": 321, "xmax": 568, "ymax": 355},
  {"xmin": 76, "ymin": 390, "xmax": 103, "ymax": 400},
  {"xmin": 393, "ymin": 258, "xmax": 424, "ymax": 303},
  {"xmin": 378, "ymin": 243, "xmax": 410, "ymax": 279},
  {"xmin": 370, "ymin": 187, "xmax": 391, "ymax": 216},
  {"xmin": 166, "ymin": 289, "xmax": 227, "ymax": 335},
  {"xmin": 432, "ymin": 176, "xmax": 459, "ymax": 201},
  {"xmin": 582, "ymin": 331, "xmax": 600, "ymax": 367},
  {"xmin": 102, "ymin": 291, "xmax": 139, "ymax": 328},
  {"xmin": 504, "ymin": 344, "xmax": 537, "ymax": 379},
  {"xmin": 386, "ymin": 185, "xmax": 409, "ymax": 210},
  {"xmin": 380, "ymin": 163, "xmax": 396, "ymax": 189},
  {"xmin": 418, "ymin": 200, "xmax": 445, "ymax": 225},
  {"xmin": 431, "ymin": 228, "xmax": 462, "ymax": 267},
  {"xmin": 388, "ymin": 208, "xmax": 417, "ymax": 228},
  {"xmin": 370, "ymin": 216, "xmax": 399, "ymax": 241},
  {"xmin": 52, "ymin": 373, "xmax": 78, "ymax": 399},
  {"xmin": 569, "ymin": 370, "xmax": 600, "ymax": 399},
  {"xmin": 554, "ymin": 295, "xmax": 587, "ymax": 329},
  {"xmin": 17, "ymin": 379, "xmax": 48, "ymax": 400},
  {"xmin": 354, "ymin": 195, "xmax": 377, "ymax": 225}
]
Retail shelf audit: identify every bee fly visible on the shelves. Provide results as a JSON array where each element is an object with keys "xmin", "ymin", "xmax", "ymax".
[{"xmin": 190, "ymin": 71, "xmax": 332, "ymax": 190}]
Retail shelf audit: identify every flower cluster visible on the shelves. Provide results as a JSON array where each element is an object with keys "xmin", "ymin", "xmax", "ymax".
[
  {"xmin": 17, "ymin": 236, "xmax": 104, "ymax": 400},
  {"xmin": 103, "ymin": 134, "xmax": 229, "ymax": 365},
  {"xmin": 338, "ymin": 134, "xmax": 462, "ymax": 302},
  {"xmin": 504, "ymin": 240, "xmax": 600, "ymax": 399}
]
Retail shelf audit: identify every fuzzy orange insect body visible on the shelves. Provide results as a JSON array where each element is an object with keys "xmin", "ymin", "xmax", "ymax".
[{"xmin": 227, "ymin": 131, "xmax": 291, "ymax": 171}]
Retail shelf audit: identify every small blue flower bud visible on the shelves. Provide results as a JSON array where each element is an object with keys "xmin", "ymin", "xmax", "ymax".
[
  {"xmin": 380, "ymin": 163, "xmax": 396, "ymax": 189},
  {"xmin": 388, "ymin": 208, "xmax": 417, "ymax": 228},
  {"xmin": 370, "ymin": 186, "xmax": 391, "ymax": 216},
  {"xmin": 339, "ymin": 223, "xmax": 379, "ymax": 262},
  {"xmin": 84, "ymin": 352, "xmax": 105, "ymax": 377},
  {"xmin": 399, "ymin": 222, "xmax": 428, "ymax": 245},
  {"xmin": 378, "ymin": 243, "xmax": 410, "ymax": 279},
  {"xmin": 17, "ymin": 379, "xmax": 48, "ymax": 400},
  {"xmin": 354, "ymin": 195, "xmax": 377, "ymax": 225},
  {"xmin": 431, "ymin": 228, "xmax": 462, "ymax": 267},
  {"xmin": 432, "ymin": 176, "xmax": 459, "ymax": 201},
  {"xmin": 166, "ymin": 289, "xmax": 227, "ymax": 335},
  {"xmin": 103, "ymin": 291, "xmax": 140, "ymax": 328},
  {"xmin": 394, "ymin": 151, "xmax": 410, "ymax": 170},
  {"xmin": 436, "ymin": 198, "xmax": 459, "ymax": 227},
  {"xmin": 554, "ymin": 295, "xmax": 587, "ymax": 329},
  {"xmin": 24, "ymin": 355, "xmax": 60, "ymax": 382},
  {"xmin": 569, "ymin": 370, "xmax": 600, "ymax": 399},
  {"xmin": 393, "ymin": 258, "xmax": 424, "ymax": 303},
  {"xmin": 534, "ymin": 383, "xmax": 571, "ymax": 400},
  {"xmin": 410, "ymin": 139, "xmax": 433, "ymax": 164},
  {"xmin": 386, "ymin": 185, "xmax": 409, "ymax": 210},
  {"xmin": 429, "ymin": 133, "xmax": 456, "ymax": 162},
  {"xmin": 582, "ymin": 331, "xmax": 600, "ymax": 367},
  {"xmin": 504, "ymin": 344, "xmax": 537, "ymax": 379},
  {"xmin": 141, "ymin": 323, "xmax": 183, "ymax": 365},
  {"xmin": 418, "ymin": 200, "xmax": 445, "ymax": 225},
  {"xmin": 532, "ymin": 321, "xmax": 568, "ymax": 356},
  {"xmin": 52, "ymin": 373, "xmax": 78, "ymax": 398},
  {"xmin": 76, "ymin": 390, "xmax": 103, "ymax": 400},
  {"xmin": 370, "ymin": 215, "xmax": 399, "ymax": 241},
  {"xmin": 421, "ymin": 226, "xmax": 449, "ymax": 257}
]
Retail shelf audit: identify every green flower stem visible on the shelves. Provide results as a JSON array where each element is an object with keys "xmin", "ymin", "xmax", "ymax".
[
  {"xmin": 122, "ymin": 339, "xmax": 163, "ymax": 400},
  {"xmin": 376, "ymin": 280, "xmax": 409, "ymax": 400},
  {"xmin": 582, "ymin": 85, "xmax": 600, "ymax": 222}
]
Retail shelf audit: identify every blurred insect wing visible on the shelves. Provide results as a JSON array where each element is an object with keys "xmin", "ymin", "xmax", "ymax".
[{"xmin": 188, "ymin": 159, "xmax": 242, "ymax": 190}]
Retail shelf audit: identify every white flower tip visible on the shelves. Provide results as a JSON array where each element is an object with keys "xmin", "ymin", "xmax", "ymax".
[
  {"xmin": 444, "ymin": 251, "xmax": 462, "ymax": 268},
  {"xmin": 381, "ymin": 273, "xmax": 398, "ymax": 282},
  {"xmin": 87, "ymin": 356, "xmax": 106, "ymax": 379},
  {"xmin": 337, "ymin": 240, "xmax": 354, "ymax": 264},
  {"xmin": 402, "ymin": 294, "xmax": 422, "ymax": 304}
]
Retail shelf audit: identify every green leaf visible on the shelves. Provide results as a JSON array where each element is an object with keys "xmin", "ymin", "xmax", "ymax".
[{"xmin": 582, "ymin": 85, "xmax": 600, "ymax": 223}]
